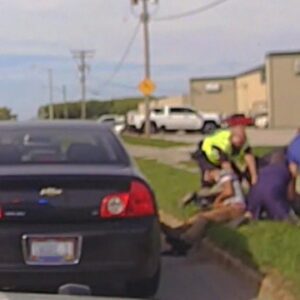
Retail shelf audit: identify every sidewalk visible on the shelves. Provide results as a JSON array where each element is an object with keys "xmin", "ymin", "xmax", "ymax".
[
  {"xmin": 152, "ymin": 128, "xmax": 297, "ymax": 147},
  {"xmin": 126, "ymin": 144, "xmax": 197, "ymax": 172}
]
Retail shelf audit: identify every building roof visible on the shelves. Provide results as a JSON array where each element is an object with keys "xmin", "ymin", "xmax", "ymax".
[
  {"xmin": 190, "ymin": 49, "xmax": 300, "ymax": 83},
  {"xmin": 267, "ymin": 50, "xmax": 300, "ymax": 57},
  {"xmin": 237, "ymin": 65, "xmax": 265, "ymax": 77},
  {"xmin": 190, "ymin": 75, "xmax": 235, "ymax": 82}
]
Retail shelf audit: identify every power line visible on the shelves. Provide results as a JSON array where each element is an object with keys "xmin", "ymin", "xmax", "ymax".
[
  {"xmin": 102, "ymin": 21, "xmax": 141, "ymax": 86},
  {"xmin": 153, "ymin": 0, "xmax": 231, "ymax": 22}
]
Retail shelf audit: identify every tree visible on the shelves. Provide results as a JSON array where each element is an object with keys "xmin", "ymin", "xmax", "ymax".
[
  {"xmin": 0, "ymin": 107, "xmax": 17, "ymax": 120},
  {"xmin": 38, "ymin": 97, "xmax": 146, "ymax": 120}
]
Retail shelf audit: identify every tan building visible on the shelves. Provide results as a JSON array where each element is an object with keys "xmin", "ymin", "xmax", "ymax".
[
  {"xmin": 189, "ymin": 77, "xmax": 236, "ymax": 115},
  {"xmin": 138, "ymin": 95, "xmax": 188, "ymax": 113},
  {"xmin": 190, "ymin": 50, "xmax": 300, "ymax": 128},
  {"xmin": 236, "ymin": 66, "xmax": 267, "ymax": 114},
  {"xmin": 267, "ymin": 51, "xmax": 300, "ymax": 128}
]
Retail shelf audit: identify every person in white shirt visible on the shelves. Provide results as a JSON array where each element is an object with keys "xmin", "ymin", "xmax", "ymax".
[{"xmin": 162, "ymin": 168, "xmax": 246, "ymax": 255}]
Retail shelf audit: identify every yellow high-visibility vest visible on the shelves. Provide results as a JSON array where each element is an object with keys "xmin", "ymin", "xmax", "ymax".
[{"xmin": 201, "ymin": 130, "xmax": 248, "ymax": 170}]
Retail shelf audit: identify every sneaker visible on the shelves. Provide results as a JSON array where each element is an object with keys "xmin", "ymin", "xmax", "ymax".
[
  {"xmin": 180, "ymin": 192, "xmax": 197, "ymax": 207},
  {"xmin": 198, "ymin": 198, "xmax": 211, "ymax": 210},
  {"xmin": 287, "ymin": 210, "xmax": 300, "ymax": 225},
  {"xmin": 165, "ymin": 235, "xmax": 192, "ymax": 256}
]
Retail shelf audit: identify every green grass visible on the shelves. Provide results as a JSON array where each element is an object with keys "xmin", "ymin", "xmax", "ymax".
[
  {"xmin": 123, "ymin": 135, "xmax": 189, "ymax": 148},
  {"xmin": 179, "ymin": 160, "xmax": 198, "ymax": 169},
  {"xmin": 136, "ymin": 157, "xmax": 299, "ymax": 297},
  {"xmin": 136, "ymin": 147, "xmax": 279, "ymax": 219},
  {"xmin": 252, "ymin": 146, "xmax": 281, "ymax": 157},
  {"xmin": 136, "ymin": 158, "xmax": 199, "ymax": 219},
  {"xmin": 207, "ymin": 222, "xmax": 300, "ymax": 297}
]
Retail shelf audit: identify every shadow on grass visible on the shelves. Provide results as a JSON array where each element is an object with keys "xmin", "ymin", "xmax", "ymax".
[{"xmin": 206, "ymin": 224, "xmax": 261, "ymax": 272}]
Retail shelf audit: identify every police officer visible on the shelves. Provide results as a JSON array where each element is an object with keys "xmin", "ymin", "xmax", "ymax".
[{"xmin": 195, "ymin": 126, "xmax": 258, "ymax": 186}]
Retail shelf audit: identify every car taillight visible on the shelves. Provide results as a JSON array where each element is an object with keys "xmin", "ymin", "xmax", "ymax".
[
  {"xmin": 0, "ymin": 207, "xmax": 4, "ymax": 220},
  {"xmin": 100, "ymin": 181, "xmax": 155, "ymax": 218}
]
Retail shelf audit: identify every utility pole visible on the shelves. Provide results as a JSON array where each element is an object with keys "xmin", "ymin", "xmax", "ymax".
[
  {"xmin": 71, "ymin": 50, "xmax": 95, "ymax": 119},
  {"xmin": 141, "ymin": 0, "xmax": 151, "ymax": 137},
  {"xmin": 62, "ymin": 85, "xmax": 68, "ymax": 119},
  {"xmin": 131, "ymin": 0, "xmax": 157, "ymax": 137},
  {"xmin": 48, "ymin": 68, "xmax": 54, "ymax": 120}
]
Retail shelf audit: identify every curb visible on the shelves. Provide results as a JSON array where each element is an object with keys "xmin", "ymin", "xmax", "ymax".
[
  {"xmin": 159, "ymin": 210, "xmax": 296, "ymax": 300},
  {"xmin": 201, "ymin": 239, "xmax": 296, "ymax": 300},
  {"xmin": 201, "ymin": 238, "xmax": 263, "ymax": 284}
]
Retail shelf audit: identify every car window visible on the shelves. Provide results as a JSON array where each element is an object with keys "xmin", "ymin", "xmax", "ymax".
[
  {"xmin": 170, "ymin": 108, "xmax": 196, "ymax": 114},
  {"xmin": 0, "ymin": 127, "xmax": 129, "ymax": 165},
  {"xmin": 152, "ymin": 109, "xmax": 163, "ymax": 114},
  {"xmin": 101, "ymin": 118, "xmax": 115, "ymax": 123},
  {"xmin": 231, "ymin": 114, "xmax": 245, "ymax": 118},
  {"xmin": 183, "ymin": 108, "xmax": 198, "ymax": 114},
  {"xmin": 170, "ymin": 108, "xmax": 184, "ymax": 114}
]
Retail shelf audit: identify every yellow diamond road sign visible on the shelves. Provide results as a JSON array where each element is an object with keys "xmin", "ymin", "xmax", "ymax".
[{"xmin": 138, "ymin": 79, "xmax": 156, "ymax": 96}]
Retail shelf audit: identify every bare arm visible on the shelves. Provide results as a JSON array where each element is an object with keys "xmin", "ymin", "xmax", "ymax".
[
  {"xmin": 213, "ymin": 180, "xmax": 234, "ymax": 208},
  {"xmin": 245, "ymin": 153, "xmax": 258, "ymax": 185},
  {"xmin": 288, "ymin": 162, "xmax": 298, "ymax": 201}
]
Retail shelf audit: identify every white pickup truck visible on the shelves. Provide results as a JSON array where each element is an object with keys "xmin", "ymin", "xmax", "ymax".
[{"xmin": 127, "ymin": 106, "xmax": 221, "ymax": 134}]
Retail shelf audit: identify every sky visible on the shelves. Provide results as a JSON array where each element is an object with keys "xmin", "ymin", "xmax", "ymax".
[{"xmin": 0, "ymin": 0, "xmax": 299, "ymax": 119}]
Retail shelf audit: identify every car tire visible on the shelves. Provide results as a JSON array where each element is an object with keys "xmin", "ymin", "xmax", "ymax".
[
  {"xmin": 202, "ymin": 121, "xmax": 218, "ymax": 134},
  {"xmin": 160, "ymin": 125, "xmax": 167, "ymax": 133},
  {"xmin": 126, "ymin": 267, "xmax": 160, "ymax": 298}
]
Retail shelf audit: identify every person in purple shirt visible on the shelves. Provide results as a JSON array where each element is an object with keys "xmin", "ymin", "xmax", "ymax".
[{"xmin": 247, "ymin": 142, "xmax": 300, "ymax": 222}]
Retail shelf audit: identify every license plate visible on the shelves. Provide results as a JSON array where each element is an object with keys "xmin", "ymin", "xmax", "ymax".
[{"xmin": 22, "ymin": 235, "xmax": 82, "ymax": 266}]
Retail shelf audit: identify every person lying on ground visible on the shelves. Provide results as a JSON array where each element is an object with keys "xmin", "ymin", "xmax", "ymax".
[
  {"xmin": 192, "ymin": 126, "xmax": 258, "ymax": 187},
  {"xmin": 162, "ymin": 168, "xmax": 246, "ymax": 255}
]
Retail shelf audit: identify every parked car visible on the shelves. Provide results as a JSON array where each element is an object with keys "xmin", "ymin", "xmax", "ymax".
[
  {"xmin": 0, "ymin": 122, "xmax": 160, "ymax": 298},
  {"xmin": 127, "ymin": 106, "xmax": 221, "ymax": 134},
  {"xmin": 222, "ymin": 113, "xmax": 254, "ymax": 127},
  {"xmin": 97, "ymin": 114, "xmax": 126, "ymax": 134},
  {"xmin": 254, "ymin": 113, "xmax": 269, "ymax": 129}
]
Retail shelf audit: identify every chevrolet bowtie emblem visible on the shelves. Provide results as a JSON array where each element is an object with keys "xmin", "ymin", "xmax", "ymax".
[{"xmin": 40, "ymin": 187, "xmax": 63, "ymax": 197}]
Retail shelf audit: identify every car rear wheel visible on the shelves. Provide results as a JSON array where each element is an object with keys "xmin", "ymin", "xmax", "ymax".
[
  {"xmin": 126, "ymin": 267, "xmax": 160, "ymax": 298},
  {"xmin": 202, "ymin": 121, "xmax": 218, "ymax": 134}
]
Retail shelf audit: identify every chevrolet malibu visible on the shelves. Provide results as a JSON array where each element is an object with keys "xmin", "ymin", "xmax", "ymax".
[{"xmin": 0, "ymin": 122, "xmax": 161, "ymax": 298}]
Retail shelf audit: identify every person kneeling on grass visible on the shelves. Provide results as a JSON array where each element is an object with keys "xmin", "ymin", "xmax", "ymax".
[
  {"xmin": 246, "ymin": 153, "xmax": 300, "ymax": 223},
  {"xmin": 162, "ymin": 168, "xmax": 246, "ymax": 256}
]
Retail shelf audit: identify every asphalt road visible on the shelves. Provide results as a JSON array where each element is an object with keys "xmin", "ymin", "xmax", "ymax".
[
  {"xmin": 156, "ymin": 255, "xmax": 259, "ymax": 300},
  {"xmin": 0, "ymin": 255, "xmax": 259, "ymax": 300}
]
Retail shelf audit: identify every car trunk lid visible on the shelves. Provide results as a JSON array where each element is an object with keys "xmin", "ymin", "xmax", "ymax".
[{"xmin": 0, "ymin": 165, "xmax": 136, "ymax": 223}]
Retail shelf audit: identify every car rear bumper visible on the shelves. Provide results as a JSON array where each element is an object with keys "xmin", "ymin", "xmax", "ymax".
[{"xmin": 0, "ymin": 218, "xmax": 160, "ymax": 292}]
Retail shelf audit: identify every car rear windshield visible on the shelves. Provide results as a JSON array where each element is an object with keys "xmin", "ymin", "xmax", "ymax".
[{"xmin": 0, "ymin": 126, "xmax": 129, "ymax": 166}]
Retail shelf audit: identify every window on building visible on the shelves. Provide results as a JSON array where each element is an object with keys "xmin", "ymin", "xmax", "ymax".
[
  {"xmin": 205, "ymin": 82, "xmax": 222, "ymax": 93},
  {"xmin": 294, "ymin": 59, "xmax": 300, "ymax": 75}
]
